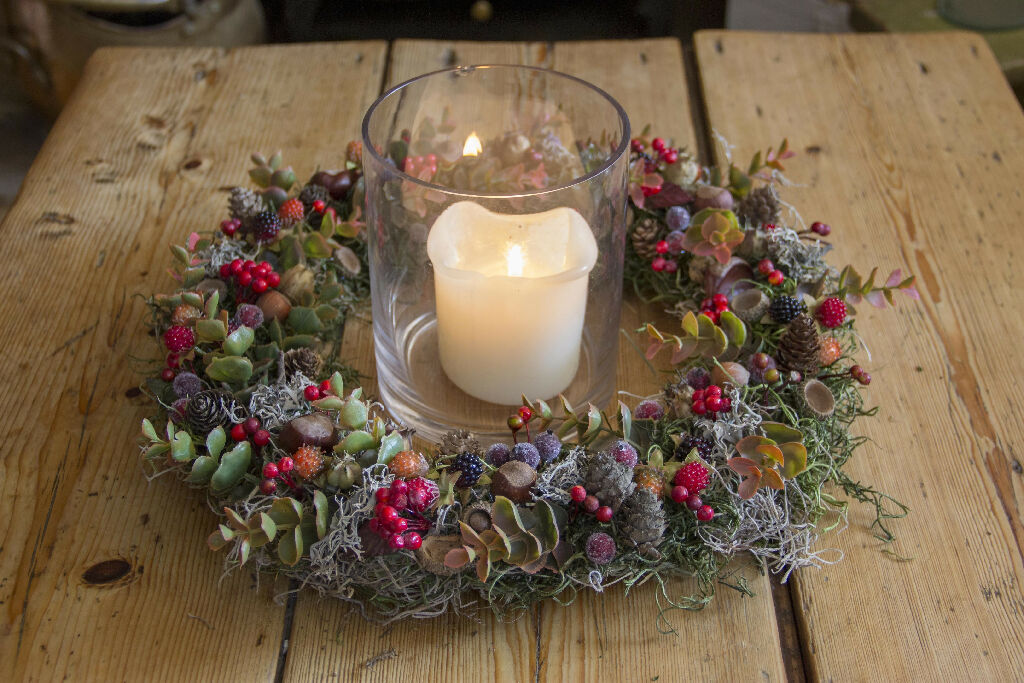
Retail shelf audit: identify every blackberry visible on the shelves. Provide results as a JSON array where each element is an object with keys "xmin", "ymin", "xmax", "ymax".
[
  {"xmin": 769, "ymin": 295, "xmax": 805, "ymax": 324},
  {"xmin": 451, "ymin": 452, "xmax": 484, "ymax": 488},
  {"xmin": 675, "ymin": 434, "xmax": 713, "ymax": 460},
  {"xmin": 251, "ymin": 211, "xmax": 281, "ymax": 243}
]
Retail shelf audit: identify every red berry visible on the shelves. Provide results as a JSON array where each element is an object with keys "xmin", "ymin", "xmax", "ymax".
[
  {"xmin": 705, "ymin": 385, "xmax": 722, "ymax": 398},
  {"xmin": 375, "ymin": 488, "xmax": 391, "ymax": 503},
  {"xmin": 260, "ymin": 478, "xmax": 277, "ymax": 495},
  {"xmin": 243, "ymin": 260, "xmax": 256, "ymax": 272},
  {"xmin": 368, "ymin": 518, "xmax": 381, "ymax": 534},
  {"xmin": 692, "ymin": 400, "xmax": 707, "ymax": 415},
  {"xmin": 712, "ymin": 294, "xmax": 728, "ymax": 307},
  {"xmin": 655, "ymin": 240, "xmax": 669, "ymax": 255},
  {"xmin": 256, "ymin": 261, "xmax": 272, "ymax": 276},
  {"xmin": 595, "ymin": 506, "xmax": 613, "ymax": 523},
  {"xmin": 583, "ymin": 495, "xmax": 600, "ymax": 514},
  {"xmin": 675, "ymin": 462, "xmax": 711, "ymax": 493},
  {"xmin": 312, "ymin": 199, "xmax": 326, "ymax": 214},
  {"xmin": 263, "ymin": 462, "xmax": 280, "ymax": 479},
  {"xmin": 701, "ymin": 298, "xmax": 713, "ymax": 310},
  {"xmin": 817, "ymin": 297, "xmax": 848, "ymax": 329},
  {"xmin": 663, "ymin": 149, "xmax": 679, "ymax": 164},
  {"xmin": 720, "ymin": 397, "xmax": 732, "ymax": 411},
  {"xmin": 705, "ymin": 396, "xmax": 722, "ymax": 413},
  {"xmin": 278, "ymin": 456, "xmax": 294, "ymax": 473},
  {"xmin": 670, "ymin": 485, "xmax": 689, "ymax": 504},
  {"xmin": 686, "ymin": 494, "xmax": 703, "ymax": 511},
  {"xmin": 758, "ymin": 258, "xmax": 774, "ymax": 276},
  {"xmin": 221, "ymin": 219, "xmax": 237, "ymax": 236},
  {"xmin": 403, "ymin": 532, "xmax": 422, "ymax": 550},
  {"xmin": 252, "ymin": 278, "xmax": 268, "ymax": 294},
  {"xmin": 304, "ymin": 385, "xmax": 321, "ymax": 401},
  {"xmin": 631, "ymin": 139, "xmax": 645, "ymax": 153},
  {"xmin": 857, "ymin": 371, "xmax": 872, "ymax": 385},
  {"xmin": 390, "ymin": 517, "xmax": 409, "ymax": 533},
  {"xmin": 230, "ymin": 259, "xmax": 244, "ymax": 275},
  {"xmin": 219, "ymin": 263, "xmax": 232, "ymax": 278},
  {"xmin": 652, "ymin": 137, "xmax": 666, "ymax": 151},
  {"xmin": 697, "ymin": 505, "xmax": 715, "ymax": 522},
  {"xmin": 163, "ymin": 325, "xmax": 195, "ymax": 353},
  {"xmin": 253, "ymin": 429, "xmax": 271, "ymax": 447},
  {"xmin": 391, "ymin": 479, "xmax": 409, "ymax": 496},
  {"xmin": 517, "ymin": 406, "xmax": 533, "ymax": 422},
  {"xmin": 379, "ymin": 506, "xmax": 399, "ymax": 523},
  {"xmin": 707, "ymin": 311, "xmax": 721, "ymax": 324},
  {"xmin": 764, "ymin": 223, "xmax": 778, "ymax": 231},
  {"xmin": 166, "ymin": 353, "xmax": 180, "ymax": 369},
  {"xmin": 244, "ymin": 417, "xmax": 260, "ymax": 434},
  {"xmin": 569, "ymin": 485, "xmax": 587, "ymax": 503},
  {"xmin": 160, "ymin": 368, "xmax": 175, "ymax": 382},
  {"xmin": 692, "ymin": 389, "xmax": 705, "ymax": 401},
  {"xmin": 231, "ymin": 423, "xmax": 247, "ymax": 441},
  {"xmin": 237, "ymin": 270, "xmax": 253, "ymax": 287},
  {"xmin": 266, "ymin": 272, "xmax": 281, "ymax": 288},
  {"xmin": 768, "ymin": 270, "xmax": 785, "ymax": 286},
  {"xmin": 388, "ymin": 533, "xmax": 405, "ymax": 550},
  {"xmin": 811, "ymin": 221, "xmax": 831, "ymax": 236},
  {"xmin": 651, "ymin": 256, "xmax": 667, "ymax": 272}
]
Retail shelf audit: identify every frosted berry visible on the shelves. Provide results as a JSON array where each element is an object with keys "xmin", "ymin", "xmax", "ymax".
[
  {"xmin": 451, "ymin": 452, "xmax": 484, "ymax": 488},
  {"xmin": 570, "ymin": 485, "xmax": 587, "ymax": 503},
  {"xmin": 634, "ymin": 399, "xmax": 665, "ymax": 420},
  {"xmin": 633, "ymin": 465, "xmax": 665, "ymax": 498},
  {"xmin": 231, "ymin": 423, "xmax": 247, "ymax": 441},
  {"xmin": 595, "ymin": 506, "xmax": 613, "ymax": 523},
  {"xmin": 263, "ymin": 462, "xmax": 280, "ymax": 479},
  {"xmin": 583, "ymin": 494, "xmax": 600, "ymax": 514},
  {"xmin": 303, "ymin": 385, "xmax": 321, "ymax": 401},
  {"xmin": 171, "ymin": 304, "xmax": 201, "ymax": 326},
  {"xmin": 585, "ymin": 532, "xmax": 616, "ymax": 565},
  {"xmin": 390, "ymin": 479, "xmax": 408, "ymax": 496},
  {"xmin": 670, "ymin": 485, "xmax": 689, "ymax": 504},
  {"xmin": 293, "ymin": 445, "xmax": 325, "ymax": 479},
  {"xmin": 403, "ymin": 532, "xmax": 422, "ymax": 550},
  {"xmin": 608, "ymin": 440, "xmax": 638, "ymax": 468},
  {"xmin": 389, "ymin": 450, "xmax": 430, "ymax": 479},
  {"xmin": 533, "ymin": 430, "xmax": 562, "ymax": 463},
  {"xmin": 163, "ymin": 325, "xmax": 195, "ymax": 352},
  {"xmin": 696, "ymin": 505, "xmax": 715, "ymax": 522},
  {"xmin": 674, "ymin": 461, "xmax": 710, "ymax": 493},
  {"xmin": 253, "ymin": 429, "xmax": 271, "ymax": 447},
  {"xmin": 769, "ymin": 296, "xmax": 805, "ymax": 323},
  {"xmin": 406, "ymin": 477, "xmax": 439, "ymax": 512},
  {"xmin": 251, "ymin": 211, "xmax": 281, "ymax": 243},
  {"xmin": 666, "ymin": 205, "xmax": 690, "ymax": 231},
  {"xmin": 817, "ymin": 297, "xmax": 847, "ymax": 329},
  {"xmin": 675, "ymin": 434, "xmax": 713, "ymax": 460},
  {"xmin": 811, "ymin": 221, "xmax": 831, "ymax": 236},
  {"xmin": 486, "ymin": 442, "xmax": 511, "ymax": 467},
  {"xmin": 666, "ymin": 229, "xmax": 686, "ymax": 252},
  {"xmin": 511, "ymin": 442, "xmax": 541, "ymax": 470},
  {"xmin": 686, "ymin": 367, "xmax": 711, "ymax": 390},
  {"xmin": 686, "ymin": 494, "xmax": 703, "ymax": 511},
  {"xmin": 234, "ymin": 303, "xmax": 264, "ymax": 328},
  {"xmin": 278, "ymin": 198, "xmax": 305, "ymax": 226},
  {"xmin": 819, "ymin": 336, "xmax": 842, "ymax": 366}
]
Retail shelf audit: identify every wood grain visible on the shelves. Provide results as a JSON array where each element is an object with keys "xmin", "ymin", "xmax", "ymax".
[
  {"xmin": 696, "ymin": 30, "xmax": 1024, "ymax": 680},
  {"xmin": 283, "ymin": 38, "xmax": 787, "ymax": 683},
  {"xmin": 0, "ymin": 42, "xmax": 388, "ymax": 681}
]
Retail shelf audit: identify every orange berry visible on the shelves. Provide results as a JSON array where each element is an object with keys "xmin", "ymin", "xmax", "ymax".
[
  {"xmin": 633, "ymin": 465, "xmax": 665, "ymax": 498},
  {"xmin": 389, "ymin": 450, "xmax": 429, "ymax": 479},
  {"xmin": 293, "ymin": 445, "xmax": 325, "ymax": 479},
  {"xmin": 171, "ymin": 304, "xmax": 201, "ymax": 326},
  {"xmin": 819, "ymin": 336, "xmax": 842, "ymax": 366}
]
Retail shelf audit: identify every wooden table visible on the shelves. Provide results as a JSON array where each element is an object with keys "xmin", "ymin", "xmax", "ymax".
[{"xmin": 2, "ymin": 32, "xmax": 1023, "ymax": 681}]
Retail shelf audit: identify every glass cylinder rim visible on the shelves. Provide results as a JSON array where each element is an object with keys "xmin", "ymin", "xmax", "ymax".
[{"xmin": 360, "ymin": 64, "xmax": 631, "ymax": 200}]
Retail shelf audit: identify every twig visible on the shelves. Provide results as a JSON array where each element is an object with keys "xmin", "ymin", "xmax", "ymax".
[
  {"xmin": 186, "ymin": 613, "xmax": 214, "ymax": 630},
  {"xmin": 364, "ymin": 648, "xmax": 397, "ymax": 669}
]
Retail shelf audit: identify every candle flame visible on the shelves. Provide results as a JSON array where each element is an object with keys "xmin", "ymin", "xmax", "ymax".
[
  {"xmin": 506, "ymin": 244, "xmax": 524, "ymax": 277},
  {"xmin": 462, "ymin": 132, "xmax": 483, "ymax": 157}
]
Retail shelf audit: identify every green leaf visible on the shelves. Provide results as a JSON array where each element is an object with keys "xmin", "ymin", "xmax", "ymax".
[
  {"xmin": 340, "ymin": 430, "xmax": 375, "ymax": 454},
  {"xmin": 581, "ymin": 403, "xmax": 603, "ymax": 443},
  {"xmin": 719, "ymin": 311, "xmax": 747, "ymax": 348},
  {"xmin": 187, "ymin": 455, "xmax": 218, "ymax": 484},
  {"xmin": 141, "ymin": 418, "xmax": 159, "ymax": 442},
  {"xmin": 267, "ymin": 317, "xmax": 284, "ymax": 346},
  {"xmin": 762, "ymin": 422, "xmax": 803, "ymax": 444},
  {"xmin": 205, "ymin": 426, "xmax": 226, "ymax": 458},
  {"xmin": 313, "ymin": 491, "xmax": 329, "ymax": 539},
  {"xmin": 329, "ymin": 371, "xmax": 345, "ymax": 398},
  {"xmin": 271, "ymin": 168, "xmax": 296, "ymax": 191},
  {"xmin": 287, "ymin": 307, "xmax": 322, "ymax": 335},
  {"xmin": 680, "ymin": 311, "xmax": 699, "ymax": 338},
  {"xmin": 278, "ymin": 527, "xmax": 303, "ymax": 566},
  {"xmin": 282, "ymin": 335, "xmax": 316, "ymax": 351},
  {"xmin": 196, "ymin": 318, "xmax": 227, "ymax": 343},
  {"xmin": 269, "ymin": 497, "xmax": 303, "ymax": 528},
  {"xmin": 210, "ymin": 441, "xmax": 251, "ymax": 492},
  {"xmin": 250, "ymin": 167, "xmax": 271, "ymax": 187},
  {"xmin": 315, "ymin": 304, "xmax": 340, "ymax": 322},
  {"xmin": 182, "ymin": 268, "xmax": 206, "ymax": 288},
  {"xmin": 376, "ymin": 432, "xmax": 404, "ymax": 464},
  {"xmin": 207, "ymin": 526, "xmax": 233, "ymax": 551},
  {"xmin": 340, "ymin": 399, "xmax": 368, "ymax": 430},
  {"xmin": 204, "ymin": 290, "xmax": 219, "ymax": 319},
  {"xmin": 238, "ymin": 537, "xmax": 251, "ymax": 565},
  {"xmin": 779, "ymin": 442, "xmax": 808, "ymax": 479},
  {"xmin": 181, "ymin": 291, "xmax": 203, "ymax": 308},
  {"xmin": 223, "ymin": 325, "xmax": 255, "ymax": 356},
  {"xmin": 254, "ymin": 342, "xmax": 280, "ymax": 361},
  {"xmin": 302, "ymin": 233, "xmax": 334, "ymax": 259},
  {"xmin": 311, "ymin": 396, "xmax": 344, "ymax": 411},
  {"xmin": 248, "ymin": 513, "xmax": 277, "ymax": 548},
  {"xmin": 617, "ymin": 400, "xmax": 632, "ymax": 441},
  {"xmin": 170, "ymin": 244, "xmax": 190, "ymax": 266},
  {"xmin": 206, "ymin": 356, "xmax": 254, "ymax": 384},
  {"xmin": 278, "ymin": 234, "xmax": 304, "ymax": 272},
  {"xmin": 268, "ymin": 151, "xmax": 282, "ymax": 171},
  {"xmin": 144, "ymin": 443, "xmax": 170, "ymax": 459},
  {"xmin": 171, "ymin": 431, "xmax": 195, "ymax": 462}
]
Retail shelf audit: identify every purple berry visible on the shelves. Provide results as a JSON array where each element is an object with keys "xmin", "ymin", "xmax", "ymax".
[
  {"xmin": 510, "ymin": 442, "xmax": 541, "ymax": 470},
  {"xmin": 486, "ymin": 443, "xmax": 511, "ymax": 467},
  {"xmin": 665, "ymin": 229, "xmax": 686, "ymax": 252},
  {"xmin": 746, "ymin": 353, "xmax": 778, "ymax": 385},
  {"xmin": 666, "ymin": 205, "xmax": 690, "ymax": 231},
  {"xmin": 234, "ymin": 303, "xmax": 264, "ymax": 329},
  {"xmin": 532, "ymin": 430, "xmax": 562, "ymax": 463},
  {"xmin": 170, "ymin": 398, "xmax": 189, "ymax": 423},
  {"xmin": 633, "ymin": 400, "xmax": 664, "ymax": 420},
  {"xmin": 685, "ymin": 367, "xmax": 711, "ymax": 390},
  {"xmin": 172, "ymin": 371, "xmax": 202, "ymax": 398},
  {"xmin": 585, "ymin": 532, "xmax": 616, "ymax": 565},
  {"xmin": 608, "ymin": 440, "xmax": 638, "ymax": 468}
]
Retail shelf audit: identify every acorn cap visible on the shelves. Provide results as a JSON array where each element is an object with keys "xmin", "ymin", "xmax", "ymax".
[
  {"xmin": 460, "ymin": 501, "xmax": 493, "ymax": 532},
  {"xmin": 802, "ymin": 379, "xmax": 836, "ymax": 418},
  {"xmin": 414, "ymin": 534, "xmax": 463, "ymax": 576},
  {"xmin": 731, "ymin": 288, "xmax": 769, "ymax": 322},
  {"xmin": 490, "ymin": 460, "xmax": 537, "ymax": 503}
]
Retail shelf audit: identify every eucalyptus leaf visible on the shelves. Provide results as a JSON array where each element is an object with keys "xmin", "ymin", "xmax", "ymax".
[
  {"xmin": 210, "ymin": 441, "xmax": 251, "ymax": 492},
  {"xmin": 277, "ymin": 527, "xmax": 303, "ymax": 566},
  {"xmin": 171, "ymin": 431, "xmax": 195, "ymax": 462},
  {"xmin": 223, "ymin": 325, "xmax": 255, "ymax": 356},
  {"xmin": 269, "ymin": 497, "xmax": 303, "ymax": 528},
  {"xmin": 196, "ymin": 318, "xmax": 227, "ymax": 343},
  {"xmin": 206, "ymin": 356, "xmax": 253, "ymax": 384},
  {"xmin": 205, "ymin": 289, "xmax": 219, "ymax": 318},
  {"xmin": 376, "ymin": 432, "xmax": 404, "ymax": 464},
  {"xmin": 205, "ymin": 426, "xmax": 226, "ymax": 458},
  {"xmin": 187, "ymin": 455, "xmax": 218, "ymax": 484},
  {"xmin": 340, "ymin": 430, "xmax": 375, "ymax": 454},
  {"xmin": 313, "ymin": 491, "xmax": 329, "ymax": 539},
  {"xmin": 141, "ymin": 418, "xmax": 159, "ymax": 442},
  {"xmin": 287, "ymin": 307, "xmax": 322, "ymax": 335}
]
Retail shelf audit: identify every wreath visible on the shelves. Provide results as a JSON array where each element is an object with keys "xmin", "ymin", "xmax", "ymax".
[{"xmin": 138, "ymin": 134, "xmax": 917, "ymax": 623}]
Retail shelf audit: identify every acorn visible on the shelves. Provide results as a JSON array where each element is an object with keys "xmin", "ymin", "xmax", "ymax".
[
  {"xmin": 730, "ymin": 288, "xmax": 769, "ymax": 322},
  {"xmin": 461, "ymin": 501, "xmax": 493, "ymax": 533},
  {"xmin": 414, "ymin": 534, "xmax": 463, "ymax": 576},
  {"xmin": 256, "ymin": 290, "xmax": 291, "ymax": 323},
  {"xmin": 711, "ymin": 361, "xmax": 750, "ymax": 388},
  {"xmin": 694, "ymin": 185, "xmax": 734, "ymax": 211},
  {"xmin": 278, "ymin": 413, "xmax": 339, "ymax": 453},
  {"xmin": 490, "ymin": 460, "xmax": 537, "ymax": 503},
  {"xmin": 310, "ymin": 169, "xmax": 359, "ymax": 200}
]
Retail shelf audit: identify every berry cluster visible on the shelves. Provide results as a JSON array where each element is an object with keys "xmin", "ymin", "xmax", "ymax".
[
  {"xmin": 670, "ymin": 462, "xmax": 715, "ymax": 522},
  {"xmin": 750, "ymin": 352, "xmax": 781, "ymax": 385},
  {"xmin": 769, "ymin": 295, "xmax": 805, "ymax": 324},
  {"xmin": 809, "ymin": 221, "xmax": 831, "ymax": 236},
  {"xmin": 369, "ymin": 478, "xmax": 438, "ymax": 550},
  {"xmin": 630, "ymin": 136, "xmax": 682, "ymax": 197},
  {"xmin": 700, "ymin": 293, "xmax": 730, "ymax": 324},
  {"xmin": 691, "ymin": 384, "xmax": 731, "ymax": 417},
  {"xmin": 260, "ymin": 454, "xmax": 296, "ymax": 495},
  {"xmin": 569, "ymin": 485, "xmax": 613, "ymax": 523},
  {"xmin": 231, "ymin": 416, "xmax": 271, "ymax": 448},
  {"xmin": 850, "ymin": 364, "xmax": 872, "ymax": 385},
  {"xmin": 450, "ymin": 452, "xmax": 484, "ymax": 488},
  {"xmin": 303, "ymin": 379, "xmax": 337, "ymax": 401},
  {"xmin": 651, "ymin": 210, "xmax": 689, "ymax": 272},
  {"xmin": 757, "ymin": 258, "xmax": 786, "ymax": 286},
  {"xmin": 277, "ymin": 198, "xmax": 305, "ymax": 227},
  {"xmin": 219, "ymin": 258, "xmax": 282, "ymax": 298},
  {"xmin": 220, "ymin": 218, "xmax": 242, "ymax": 237}
]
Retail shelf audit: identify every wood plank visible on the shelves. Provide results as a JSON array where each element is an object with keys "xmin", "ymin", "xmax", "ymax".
[
  {"xmin": 695, "ymin": 30, "xmax": 1024, "ymax": 680},
  {"xmin": 0, "ymin": 41, "xmax": 388, "ymax": 681},
  {"xmin": 284, "ymin": 38, "xmax": 787, "ymax": 682}
]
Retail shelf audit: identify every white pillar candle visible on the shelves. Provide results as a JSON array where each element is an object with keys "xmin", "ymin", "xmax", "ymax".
[{"xmin": 426, "ymin": 201, "xmax": 598, "ymax": 405}]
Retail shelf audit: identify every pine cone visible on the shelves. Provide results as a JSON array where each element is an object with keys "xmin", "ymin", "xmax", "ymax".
[
  {"xmin": 299, "ymin": 183, "xmax": 331, "ymax": 213},
  {"xmin": 630, "ymin": 217, "xmax": 664, "ymax": 259},
  {"xmin": 440, "ymin": 429, "xmax": 480, "ymax": 456},
  {"xmin": 583, "ymin": 451, "xmax": 636, "ymax": 512},
  {"xmin": 228, "ymin": 187, "xmax": 263, "ymax": 223},
  {"xmin": 736, "ymin": 185, "xmax": 781, "ymax": 227},
  {"xmin": 619, "ymin": 489, "xmax": 667, "ymax": 560},
  {"xmin": 777, "ymin": 313, "xmax": 821, "ymax": 376},
  {"xmin": 283, "ymin": 347, "xmax": 322, "ymax": 381},
  {"xmin": 186, "ymin": 390, "xmax": 234, "ymax": 434}
]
